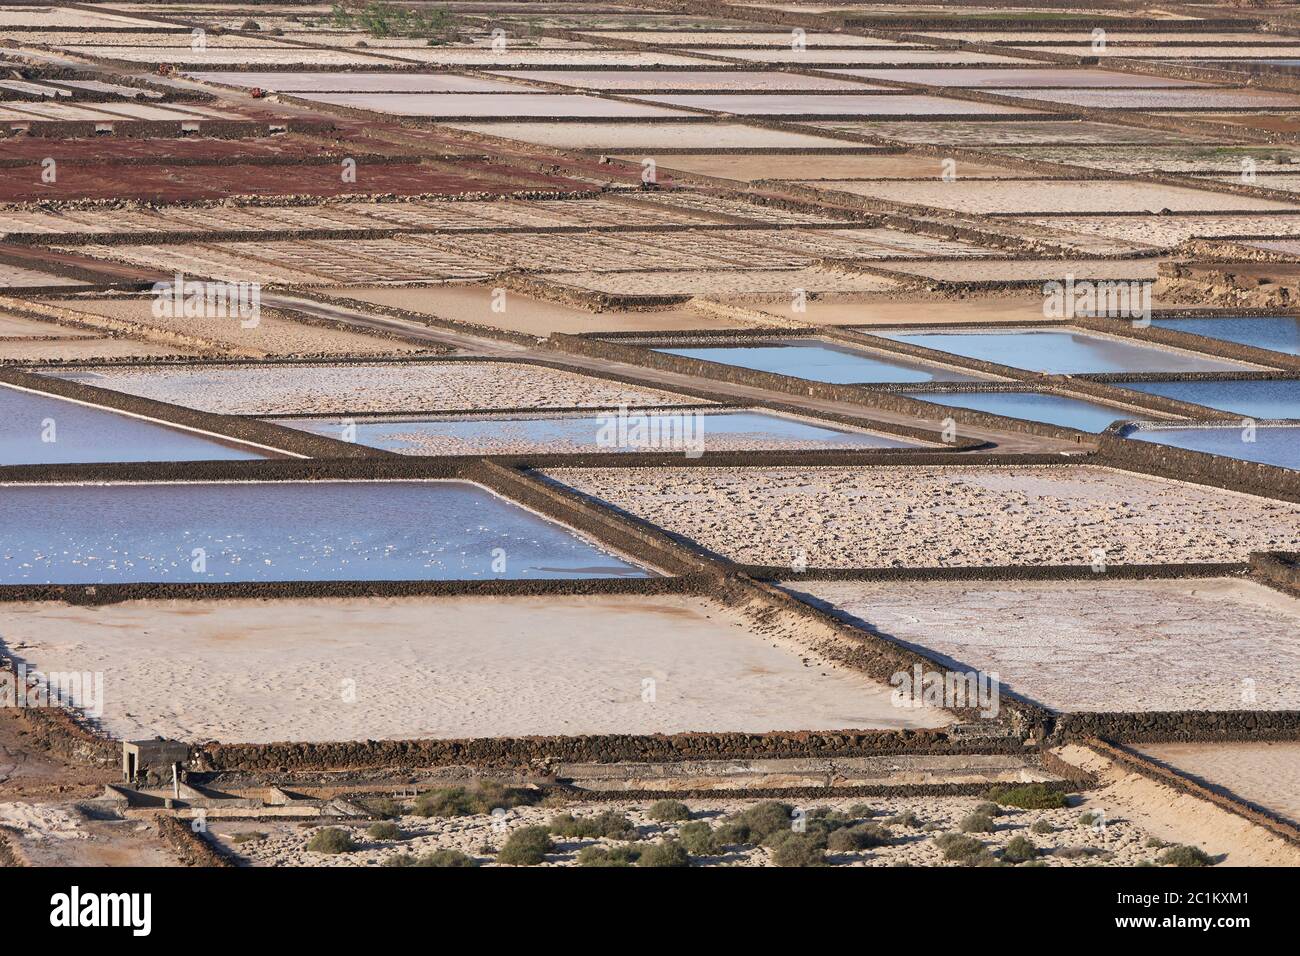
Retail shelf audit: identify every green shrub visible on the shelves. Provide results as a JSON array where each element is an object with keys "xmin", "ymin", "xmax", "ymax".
[
  {"xmin": 1056, "ymin": 845, "xmax": 1099, "ymax": 860},
  {"xmin": 646, "ymin": 800, "xmax": 692, "ymax": 822},
  {"xmin": 577, "ymin": 844, "xmax": 641, "ymax": 867},
  {"xmin": 827, "ymin": 822, "xmax": 892, "ymax": 852},
  {"xmin": 763, "ymin": 826, "xmax": 828, "ymax": 852},
  {"xmin": 636, "ymin": 839, "xmax": 691, "ymax": 868},
  {"xmin": 364, "ymin": 797, "xmax": 402, "ymax": 819},
  {"xmin": 412, "ymin": 781, "xmax": 536, "ymax": 818},
  {"xmin": 983, "ymin": 784, "xmax": 1068, "ymax": 810},
  {"xmin": 807, "ymin": 811, "xmax": 854, "ymax": 838},
  {"xmin": 677, "ymin": 821, "xmax": 720, "ymax": 856},
  {"xmin": 934, "ymin": 833, "xmax": 984, "ymax": 862},
  {"xmin": 384, "ymin": 853, "xmax": 417, "ymax": 867},
  {"xmin": 713, "ymin": 820, "xmax": 752, "ymax": 845},
  {"xmin": 770, "ymin": 833, "xmax": 827, "ymax": 867},
  {"xmin": 306, "ymin": 827, "xmax": 356, "ymax": 854},
  {"xmin": 1001, "ymin": 835, "xmax": 1038, "ymax": 863},
  {"xmin": 1158, "ymin": 845, "xmax": 1213, "ymax": 868},
  {"xmin": 973, "ymin": 801, "xmax": 1004, "ymax": 817},
  {"xmin": 497, "ymin": 826, "xmax": 553, "ymax": 866},
  {"xmin": 1146, "ymin": 836, "xmax": 1169, "ymax": 849},
  {"xmin": 1029, "ymin": 819, "xmax": 1055, "ymax": 835},
  {"xmin": 416, "ymin": 849, "xmax": 478, "ymax": 867},
  {"xmin": 959, "ymin": 812, "xmax": 997, "ymax": 834},
  {"xmin": 1078, "ymin": 811, "xmax": 1101, "ymax": 827},
  {"xmin": 886, "ymin": 810, "xmax": 922, "ymax": 828},
  {"xmin": 847, "ymin": 803, "xmax": 881, "ymax": 819},
  {"xmin": 547, "ymin": 811, "xmax": 636, "ymax": 841},
  {"xmin": 366, "ymin": 821, "xmax": 402, "ymax": 841},
  {"xmin": 722, "ymin": 802, "xmax": 793, "ymax": 843}
]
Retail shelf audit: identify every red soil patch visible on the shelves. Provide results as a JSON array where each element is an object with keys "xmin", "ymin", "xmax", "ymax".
[
  {"xmin": 0, "ymin": 156, "xmax": 587, "ymax": 201},
  {"xmin": 0, "ymin": 134, "xmax": 344, "ymax": 164}
]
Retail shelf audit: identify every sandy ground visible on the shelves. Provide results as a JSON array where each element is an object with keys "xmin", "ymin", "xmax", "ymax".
[
  {"xmin": 545, "ymin": 465, "xmax": 1300, "ymax": 568},
  {"xmin": 1019, "ymin": 214, "xmax": 1300, "ymax": 248},
  {"xmin": 992, "ymin": 145, "xmax": 1300, "ymax": 175},
  {"xmin": 790, "ymin": 578, "xmax": 1300, "ymax": 713},
  {"xmin": 445, "ymin": 121, "xmax": 853, "ymax": 150},
  {"xmin": 0, "ymin": 262, "xmax": 86, "ymax": 288},
  {"xmin": 39, "ymin": 297, "xmax": 430, "ymax": 358},
  {"xmin": 546, "ymin": 268, "xmax": 901, "ymax": 298},
  {"xmin": 0, "ymin": 337, "xmax": 197, "ymax": 362},
  {"xmin": 1134, "ymin": 742, "xmax": 1300, "ymax": 827},
  {"xmin": 0, "ymin": 594, "xmax": 946, "ymax": 743},
  {"xmin": 216, "ymin": 790, "xmax": 1183, "ymax": 868},
  {"xmin": 803, "ymin": 119, "xmax": 1202, "ymax": 146},
  {"xmin": 0, "ymin": 313, "xmax": 89, "ymax": 338},
  {"xmin": 52, "ymin": 361, "xmax": 695, "ymax": 414},
  {"xmin": 1058, "ymin": 744, "xmax": 1300, "ymax": 867},
  {"xmin": 874, "ymin": 259, "xmax": 1160, "ymax": 282},
  {"xmin": 0, "ymin": 808, "xmax": 177, "ymax": 866},
  {"xmin": 737, "ymin": 295, "xmax": 1069, "ymax": 326},
  {"xmin": 635, "ymin": 152, "xmax": 1027, "ymax": 182},
  {"xmin": 995, "ymin": 89, "xmax": 1300, "ymax": 111},
  {"xmin": 334, "ymin": 285, "xmax": 754, "ymax": 335},
  {"xmin": 800, "ymin": 179, "xmax": 1298, "ymax": 215}
]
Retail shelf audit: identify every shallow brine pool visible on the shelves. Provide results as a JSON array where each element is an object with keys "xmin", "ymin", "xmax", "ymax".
[
  {"xmin": 0, "ymin": 385, "xmax": 268, "ymax": 465},
  {"xmin": 270, "ymin": 409, "xmax": 923, "ymax": 455},
  {"xmin": 903, "ymin": 390, "xmax": 1133, "ymax": 432},
  {"xmin": 1150, "ymin": 316, "xmax": 1299, "ymax": 356},
  {"xmin": 0, "ymin": 480, "xmax": 648, "ymax": 584},
  {"xmin": 1118, "ymin": 379, "xmax": 1299, "ymax": 420},
  {"xmin": 1129, "ymin": 424, "xmax": 1300, "ymax": 470},
  {"xmin": 870, "ymin": 328, "xmax": 1252, "ymax": 374},
  {"xmin": 654, "ymin": 341, "xmax": 984, "ymax": 384}
]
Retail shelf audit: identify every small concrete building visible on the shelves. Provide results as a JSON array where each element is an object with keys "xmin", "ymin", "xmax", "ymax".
[{"xmin": 123, "ymin": 738, "xmax": 190, "ymax": 785}]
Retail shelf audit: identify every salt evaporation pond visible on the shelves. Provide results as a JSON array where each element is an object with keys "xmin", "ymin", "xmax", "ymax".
[
  {"xmin": 1150, "ymin": 316, "xmax": 1299, "ymax": 356},
  {"xmin": 871, "ymin": 328, "xmax": 1252, "ymax": 374},
  {"xmin": 1129, "ymin": 424, "xmax": 1300, "ymax": 470},
  {"xmin": 654, "ymin": 341, "xmax": 984, "ymax": 384},
  {"xmin": 0, "ymin": 480, "xmax": 648, "ymax": 584},
  {"xmin": 269, "ymin": 409, "xmax": 923, "ymax": 454},
  {"xmin": 0, "ymin": 384, "xmax": 268, "ymax": 465},
  {"xmin": 1119, "ymin": 379, "xmax": 1299, "ymax": 420},
  {"xmin": 903, "ymin": 389, "xmax": 1134, "ymax": 432}
]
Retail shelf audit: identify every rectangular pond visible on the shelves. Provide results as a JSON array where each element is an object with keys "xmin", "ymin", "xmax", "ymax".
[
  {"xmin": 269, "ymin": 409, "xmax": 925, "ymax": 455},
  {"xmin": 1150, "ymin": 316, "xmax": 1299, "ymax": 356},
  {"xmin": 1129, "ymin": 424, "xmax": 1300, "ymax": 470},
  {"xmin": 869, "ymin": 328, "xmax": 1254, "ymax": 374},
  {"xmin": 902, "ymin": 389, "xmax": 1135, "ymax": 432},
  {"xmin": 0, "ymin": 480, "xmax": 648, "ymax": 584},
  {"xmin": 0, "ymin": 384, "xmax": 269, "ymax": 465},
  {"xmin": 653, "ymin": 341, "xmax": 985, "ymax": 384},
  {"xmin": 1117, "ymin": 379, "xmax": 1299, "ymax": 420}
]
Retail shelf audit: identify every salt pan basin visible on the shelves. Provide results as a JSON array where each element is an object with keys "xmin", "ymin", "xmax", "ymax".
[
  {"xmin": 1151, "ymin": 316, "xmax": 1299, "ymax": 356},
  {"xmin": 655, "ymin": 342, "xmax": 984, "ymax": 384},
  {"xmin": 0, "ymin": 594, "xmax": 949, "ymax": 742},
  {"xmin": 871, "ymin": 328, "xmax": 1253, "ymax": 374},
  {"xmin": 0, "ymin": 480, "xmax": 647, "ymax": 584},
  {"xmin": 1135, "ymin": 742, "xmax": 1300, "ymax": 827},
  {"xmin": 270, "ymin": 409, "xmax": 923, "ymax": 455},
  {"xmin": 1129, "ymin": 423, "xmax": 1300, "ymax": 470},
  {"xmin": 546, "ymin": 464, "xmax": 1300, "ymax": 568},
  {"xmin": 1118, "ymin": 379, "xmax": 1299, "ymax": 420},
  {"xmin": 790, "ymin": 578, "xmax": 1300, "ymax": 713},
  {"xmin": 0, "ymin": 385, "xmax": 268, "ymax": 464},
  {"xmin": 903, "ymin": 389, "xmax": 1134, "ymax": 432}
]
